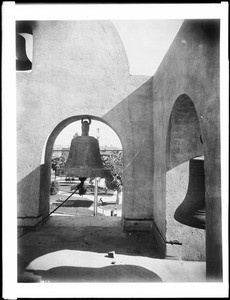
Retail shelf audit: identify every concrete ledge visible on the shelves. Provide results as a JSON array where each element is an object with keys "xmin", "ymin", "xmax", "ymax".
[
  {"xmin": 150, "ymin": 221, "xmax": 182, "ymax": 260},
  {"xmin": 150, "ymin": 220, "xmax": 166, "ymax": 256},
  {"xmin": 17, "ymin": 215, "xmax": 43, "ymax": 227},
  {"xmin": 165, "ymin": 242, "xmax": 182, "ymax": 260},
  {"xmin": 123, "ymin": 219, "xmax": 152, "ymax": 231}
]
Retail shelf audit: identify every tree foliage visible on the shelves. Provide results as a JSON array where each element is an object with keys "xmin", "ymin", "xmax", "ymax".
[
  {"xmin": 50, "ymin": 180, "xmax": 60, "ymax": 195},
  {"xmin": 51, "ymin": 154, "xmax": 68, "ymax": 176},
  {"xmin": 51, "ymin": 149, "xmax": 123, "ymax": 191},
  {"xmin": 102, "ymin": 150, "xmax": 123, "ymax": 191}
]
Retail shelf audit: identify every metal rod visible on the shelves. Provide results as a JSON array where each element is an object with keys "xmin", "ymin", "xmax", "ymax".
[
  {"xmin": 94, "ymin": 177, "xmax": 98, "ymax": 216},
  {"xmin": 116, "ymin": 190, "xmax": 119, "ymax": 205}
]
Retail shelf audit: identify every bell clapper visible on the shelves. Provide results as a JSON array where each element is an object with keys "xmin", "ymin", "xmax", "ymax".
[{"xmin": 78, "ymin": 177, "xmax": 87, "ymax": 196}]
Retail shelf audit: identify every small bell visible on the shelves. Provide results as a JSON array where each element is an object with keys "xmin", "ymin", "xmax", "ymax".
[{"xmin": 174, "ymin": 156, "xmax": 206, "ymax": 229}]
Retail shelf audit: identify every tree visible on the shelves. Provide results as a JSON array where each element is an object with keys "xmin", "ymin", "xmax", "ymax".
[
  {"xmin": 73, "ymin": 131, "xmax": 79, "ymax": 138},
  {"xmin": 102, "ymin": 150, "xmax": 123, "ymax": 192},
  {"xmin": 51, "ymin": 155, "xmax": 67, "ymax": 177}
]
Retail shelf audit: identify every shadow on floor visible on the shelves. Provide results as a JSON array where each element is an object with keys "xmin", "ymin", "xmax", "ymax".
[
  {"xmin": 19, "ymin": 265, "xmax": 162, "ymax": 283},
  {"xmin": 18, "ymin": 228, "xmax": 162, "ymax": 263},
  {"xmin": 18, "ymin": 216, "xmax": 164, "ymax": 283},
  {"xmin": 59, "ymin": 199, "xmax": 93, "ymax": 207}
]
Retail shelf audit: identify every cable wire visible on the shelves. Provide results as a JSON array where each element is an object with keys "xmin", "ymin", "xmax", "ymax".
[{"xmin": 18, "ymin": 186, "xmax": 79, "ymax": 239}]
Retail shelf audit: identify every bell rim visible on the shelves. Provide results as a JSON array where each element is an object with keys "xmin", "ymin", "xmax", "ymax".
[{"xmin": 174, "ymin": 210, "xmax": 206, "ymax": 229}]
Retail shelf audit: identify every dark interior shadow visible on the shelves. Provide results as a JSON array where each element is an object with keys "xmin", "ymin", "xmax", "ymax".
[
  {"xmin": 20, "ymin": 265, "xmax": 162, "ymax": 283},
  {"xmin": 100, "ymin": 201, "xmax": 116, "ymax": 206}
]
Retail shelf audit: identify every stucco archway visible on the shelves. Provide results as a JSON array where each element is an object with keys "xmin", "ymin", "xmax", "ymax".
[
  {"xmin": 166, "ymin": 94, "xmax": 204, "ymax": 169},
  {"xmin": 39, "ymin": 115, "xmax": 124, "ymax": 219},
  {"xmin": 165, "ymin": 94, "xmax": 205, "ymax": 261}
]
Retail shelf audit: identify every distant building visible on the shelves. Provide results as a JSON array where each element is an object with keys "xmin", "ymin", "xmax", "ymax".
[
  {"xmin": 99, "ymin": 145, "xmax": 123, "ymax": 157},
  {"xmin": 52, "ymin": 146, "xmax": 70, "ymax": 158},
  {"xmin": 52, "ymin": 145, "xmax": 123, "ymax": 158}
]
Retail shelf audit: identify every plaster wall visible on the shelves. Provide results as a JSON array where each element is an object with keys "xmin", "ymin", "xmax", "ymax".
[
  {"xmin": 103, "ymin": 79, "xmax": 154, "ymax": 220},
  {"xmin": 17, "ymin": 21, "xmax": 151, "ymax": 222},
  {"xmin": 151, "ymin": 20, "xmax": 221, "ymax": 279}
]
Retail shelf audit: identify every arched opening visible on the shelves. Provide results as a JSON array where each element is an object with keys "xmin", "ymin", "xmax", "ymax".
[
  {"xmin": 16, "ymin": 21, "xmax": 33, "ymax": 71},
  {"xmin": 39, "ymin": 115, "xmax": 124, "ymax": 221},
  {"xmin": 166, "ymin": 94, "xmax": 205, "ymax": 261}
]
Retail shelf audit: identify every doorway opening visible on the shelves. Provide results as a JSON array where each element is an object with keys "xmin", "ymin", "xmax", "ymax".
[{"xmin": 49, "ymin": 118, "xmax": 123, "ymax": 219}]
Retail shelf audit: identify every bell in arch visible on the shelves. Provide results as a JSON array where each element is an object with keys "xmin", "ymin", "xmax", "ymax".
[
  {"xmin": 63, "ymin": 118, "xmax": 112, "ymax": 180},
  {"xmin": 174, "ymin": 156, "xmax": 206, "ymax": 229}
]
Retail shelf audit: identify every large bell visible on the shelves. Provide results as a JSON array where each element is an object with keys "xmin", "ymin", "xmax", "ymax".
[
  {"xmin": 63, "ymin": 118, "xmax": 112, "ymax": 180},
  {"xmin": 174, "ymin": 156, "xmax": 206, "ymax": 229}
]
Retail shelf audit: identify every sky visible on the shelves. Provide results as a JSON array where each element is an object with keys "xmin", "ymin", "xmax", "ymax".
[
  {"xmin": 112, "ymin": 20, "xmax": 183, "ymax": 76},
  {"xmin": 55, "ymin": 120, "xmax": 122, "ymax": 149},
  {"xmin": 55, "ymin": 20, "xmax": 183, "ymax": 148}
]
